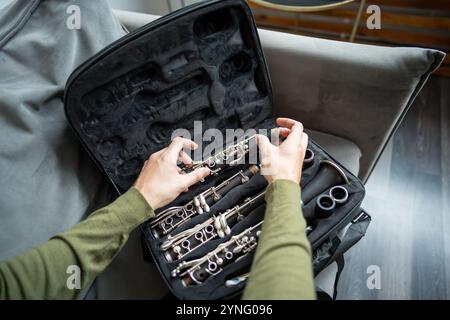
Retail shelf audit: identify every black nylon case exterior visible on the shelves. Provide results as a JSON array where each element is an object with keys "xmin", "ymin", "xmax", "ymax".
[{"xmin": 64, "ymin": 0, "xmax": 365, "ymax": 300}]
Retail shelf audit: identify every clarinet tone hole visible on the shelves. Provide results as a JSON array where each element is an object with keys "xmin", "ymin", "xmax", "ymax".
[
  {"xmin": 208, "ymin": 262, "xmax": 218, "ymax": 272},
  {"xmin": 207, "ymin": 158, "xmax": 216, "ymax": 167},
  {"xmin": 205, "ymin": 225, "xmax": 215, "ymax": 234},
  {"xmin": 195, "ymin": 232, "xmax": 204, "ymax": 241},
  {"xmin": 197, "ymin": 270, "xmax": 207, "ymax": 281},
  {"xmin": 182, "ymin": 240, "xmax": 190, "ymax": 249}
]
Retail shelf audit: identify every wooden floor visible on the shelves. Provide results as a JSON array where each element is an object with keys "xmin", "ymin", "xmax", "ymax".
[{"xmin": 337, "ymin": 75, "xmax": 450, "ymax": 299}]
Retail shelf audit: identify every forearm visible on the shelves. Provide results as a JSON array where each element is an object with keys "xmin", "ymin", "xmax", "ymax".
[
  {"xmin": 0, "ymin": 187, "xmax": 154, "ymax": 300},
  {"xmin": 243, "ymin": 180, "xmax": 315, "ymax": 300}
]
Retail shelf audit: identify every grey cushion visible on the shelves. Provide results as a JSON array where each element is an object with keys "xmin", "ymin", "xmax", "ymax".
[
  {"xmin": 261, "ymin": 29, "xmax": 445, "ymax": 181},
  {"xmin": 0, "ymin": 0, "xmax": 126, "ymax": 259}
]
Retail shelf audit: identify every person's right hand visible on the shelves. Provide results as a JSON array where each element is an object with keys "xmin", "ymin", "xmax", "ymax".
[
  {"xmin": 257, "ymin": 118, "xmax": 308, "ymax": 184},
  {"xmin": 133, "ymin": 137, "xmax": 210, "ymax": 210}
]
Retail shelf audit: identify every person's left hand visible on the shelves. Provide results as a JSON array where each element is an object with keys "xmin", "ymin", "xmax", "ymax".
[{"xmin": 133, "ymin": 137, "xmax": 210, "ymax": 210}]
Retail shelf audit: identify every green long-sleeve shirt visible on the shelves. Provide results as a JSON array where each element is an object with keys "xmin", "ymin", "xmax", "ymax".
[
  {"xmin": 243, "ymin": 180, "xmax": 315, "ymax": 299},
  {"xmin": 0, "ymin": 181, "xmax": 315, "ymax": 300}
]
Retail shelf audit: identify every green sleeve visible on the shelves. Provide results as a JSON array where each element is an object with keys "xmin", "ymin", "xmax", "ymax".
[
  {"xmin": 243, "ymin": 180, "xmax": 316, "ymax": 300},
  {"xmin": 0, "ymin": 187, "xmax": 154, "ymax": 300}
]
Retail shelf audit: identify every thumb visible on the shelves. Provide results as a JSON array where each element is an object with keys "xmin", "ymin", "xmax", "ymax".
[
  {"xmin": 257, "ymin": 134, "xmax": 273, "ymax": 161},
  {"xmin": 182, "ymin": 167, "xmax": 211, "ymax": 189}
]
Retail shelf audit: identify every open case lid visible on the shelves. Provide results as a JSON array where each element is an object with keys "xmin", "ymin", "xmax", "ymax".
[{"xmin": 64, "ymin": 0, "xmax": 273, "ymax": 194}]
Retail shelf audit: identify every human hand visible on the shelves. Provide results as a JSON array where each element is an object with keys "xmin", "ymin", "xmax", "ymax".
[
  {"xmin": 257, "ymin": 118, "xmax": 308, "ymax": 184},
  {"xmin": 133, "ymin": 137, "xmax": 210, "ymax": 210}
]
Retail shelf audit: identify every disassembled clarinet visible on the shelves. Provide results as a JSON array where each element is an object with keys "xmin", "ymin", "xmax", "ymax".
[
  {"xmin": 150, "ymin": 164, "xmax": 260, "ymax": 238},
  {"xmin": 180, "ymin": 135, "xmax": 256, "ymax": 175},
  {"xmin": 161, "ymin": 191, "xmax": 266, "ymax": 262},
  {"xmin": 171, "ymin": 221, "xmax": 263, "ymax": 287},
  {"xmin": 147, "ymin": 132, "xmax": 351, "ymax": 287}
]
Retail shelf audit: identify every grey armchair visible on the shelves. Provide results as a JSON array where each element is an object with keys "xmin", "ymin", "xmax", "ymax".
[{"xmin": 88, "ymin": 9, "xmax": 443, "ymax": 300}]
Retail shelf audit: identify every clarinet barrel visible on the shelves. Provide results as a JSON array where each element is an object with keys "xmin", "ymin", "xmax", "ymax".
[
  {"xmin": 315, "ymin": 194, "xmax": 336, "ymax": 219},
  {"xmin": 302, "ymin": 160, "xmax": 349, "ymax": 205}
]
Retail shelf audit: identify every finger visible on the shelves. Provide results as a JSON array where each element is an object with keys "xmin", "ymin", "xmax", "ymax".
[
  {"xmin": 182, "ymin": 167, "xmax": 211, "ymax": 188},
  {"xmin": 269, "ymin": 128, "xmax": 281, "ymax": 146},
  {"xmin": 278, "ymin": 127, "xmax": 291, "ymax": 138},
  {"xmin": 178, "ymin": 150, "xmax": 193, "ymax": 165},
  {"xmin": 270, "ymin": 127, "xmax": 290, "ymax": 145},
  {"xmin": 276, "ymin": 118, "xmax": 301, "ymax": 130},
  {"xmin": 166, "ymin": 137, "xmax": 198, "ymax": 162},
  {"xmin": 302, "ymin": 132, "xmax": 309, "ymax": 154},
  {"xmin": 301, "ymin": 132, "xmax": 309, "ymax": 150},
  {"xmin": 283, "ymin": 123, "xmax": 304, "ymax": 148},
  {"xmin": 257, "ymin": 134, "xmax": 273, "ymax": 160}
]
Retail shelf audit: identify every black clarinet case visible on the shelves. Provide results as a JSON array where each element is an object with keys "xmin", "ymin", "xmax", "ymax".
[{"xmin": 64, "ymin": 0, "xmax": 367, "ymax": 300}]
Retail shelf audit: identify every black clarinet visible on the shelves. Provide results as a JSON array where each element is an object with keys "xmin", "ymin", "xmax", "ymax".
[
  {"xmin": 172, "ymin": 221, "xmax": 263, "ymax": 287},
  {"xmin": 180, "ymin": 135, "xmax": 256, "ymax": 175},
  {"xmin": 149, "ymin": 165, "xmax": 259, "ymax": 238},
  {"xmin": 161, "ymin": 191, "xmax": 266, "ymax": 262}
]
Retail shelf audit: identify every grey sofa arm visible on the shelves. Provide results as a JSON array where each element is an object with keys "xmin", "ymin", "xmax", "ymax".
[
  {"xmin": 113, "ymin": 9, "xmax": 444, "ymax": 181},
  {"xmin": 260, "ymin": 30, "xmax": 444, "ymax": 181}
]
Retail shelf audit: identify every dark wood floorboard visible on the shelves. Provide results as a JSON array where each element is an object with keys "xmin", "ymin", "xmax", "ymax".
[
  {"xmin": 441, "ymin": 77, "xmax": 450, "ymax": 299},
  {"xmin": 337, "ymin": 76, "xmax": 450, "ymax": 299}
]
